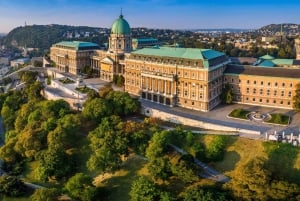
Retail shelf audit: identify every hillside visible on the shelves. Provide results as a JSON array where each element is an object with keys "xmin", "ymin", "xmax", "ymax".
[
  {"xmin": 258, "ymin": 23, "xmax": 300, "ymax": 35},
  {"xmin": 1, "ymin": 24, "xmax": 109, "ymax": 53}
]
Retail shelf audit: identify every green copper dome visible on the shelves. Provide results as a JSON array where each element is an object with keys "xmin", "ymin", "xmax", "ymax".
[{"xmin": 111, "ymin": 15, "xmax": 131, "ymax": 35}]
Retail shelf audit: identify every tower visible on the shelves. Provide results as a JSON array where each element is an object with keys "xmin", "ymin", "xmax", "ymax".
[{"xmin": 109, "ymin": 13, "xmax": 132, "ymax": 53}]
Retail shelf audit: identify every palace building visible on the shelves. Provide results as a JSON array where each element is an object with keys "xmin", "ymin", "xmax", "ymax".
[
  {"xmin": 125, "ymin": 47, "xmax": 229, "ymax": 111},
  {"xmin": 50, "ymin": 13, "xmax": 300, "ymax": 111},
  {"xmin": 50, "ymin": 13, "xmax": 131, "ymax": 81}
]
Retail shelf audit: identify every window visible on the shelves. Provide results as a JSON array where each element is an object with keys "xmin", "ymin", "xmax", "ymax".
[
  {"xmin": 274, "ymin": 90, "xmax": 277, "ymax": 96},
  {"xmin": 239, "ymin": 79, "xmax": 241, "ymax": 83},
  {"xmin": 267, "ymin": 90, "xmax": 270, "ymax": 96},
  {"xmin": 246, "ymin": 88, "xmax": 250, "ymax": 93},
  {"xmin": 252, "ymin": 98, "xmax": 256, "ymax": 101},
  {"xmin": 192, "ymin": 101, "xmax": 194, "ymax": 105},
  {"xmin": 261, "ymin": 81, "xmax": 264, "ymax": 85},
  {"xmin": 288, "ymin": 101, "xmax": 290, "ymax": 105},
  {"xmin": 184, "ymin": 91, "xmax": 188, "ymax": 96},
  {"xmin": 246, "ymin": 97, "xmax": 249, "ymax": 101},
  {"xmin": 282, "ymin": 83, "xmax": 285, "ymax": 87},
  {"xmin": 253, "ymin": 88, "xmax": 256, "ymax": 94},
  {"xmin": 247, "ymin": 80, "xmax": 250, "ymax": 84},
  {"xmin": 266, "ymin": 99, "xmax": 269, "ymax": 103},
  {"xmin": 254, "ymin": 81, "xmax": 257, "ymax": 84},
  {"xmin": 288, "ymin": 91, "xmax": 292, "ymax": 97},
  {"xmin": 275, "ymin": 82, "xmax": 278, "ymax": 87},
  {"xmin": 280, "ymin": 101, "xmax": 283, "ymax": 104},
  {"xmin": 281, "ymin": 91, "xmax": 284, "ymax": 97},
  {"xmin": 290, "ymin": 83, "xmax": 293, "ymax": 87},
  {"xmin": 260, "ymin": 89, "xmax": 263, "ymax": 95},
  {"xmin": 268, "ymin": 82, "xmax": 271, "ymax": 86},
  {"xmin": 192, "ymin": 92, "xmax": 195, "ymax": 98},
  {"xmin": 259, "ymin": 99, "xmax": 262, "ymax": 102},
  {"xmin": 231, "ymin": 78, "xmax": 234, "ymax": 83},
  {"xmin": 200, "ymin": 93, "xmax": 203, "ymax": 99},
  {"xmin": 273, "ymin": 100, "xmax": 276, "ymax": 104}
]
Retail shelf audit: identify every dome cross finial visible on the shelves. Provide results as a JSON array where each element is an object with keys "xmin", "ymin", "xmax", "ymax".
[{"xmin": 120, "ymin": 8, "xmax": 123, "ymax": 18}]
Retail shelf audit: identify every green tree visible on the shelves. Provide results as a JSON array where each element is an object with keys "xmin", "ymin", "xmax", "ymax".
[
  {"xmin": 171, "ymin": 154, "xmax": 199, "ymax": 184},
  {"xmin": 130, "ymin": 177, "xmax": 160, "ymax": 201},
  {"xmin": 105, "ymin": 91, "xmax": 139, "ymax": 116},
  {"xmin": 64, "ymin": 173, "xmax": 99, "ymax": 201},
  {"xmin": 37, "ymin": 144, "xmax": 75, "ymax": 181},
  {"xmin": 82, "ymin": 98, "xmax": 112, "ymax": 123},
  {"xmin": 87, "ymin": 116, "xmax": 128, "ymax": 173},
  {"xmin": 183, "ymin": 186, "xmax": 229, "ymax": 201},
  {"xmin": 220, "ymin": 83, "xmax": 233, "ymax": 104},
  {"xmin": 293, "ymin": 83, "xmax": 300, "ymax": 111},
  {"xmin": 30, "ymin": 188, "xmax": 60, "ymax": 201},
  {"xmin": 0, "ymin": 175, "xmax": 27, "ymax": 197}
]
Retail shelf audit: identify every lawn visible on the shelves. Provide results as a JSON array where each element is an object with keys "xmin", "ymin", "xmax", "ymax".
[
  {"xmin": 94, "ymin": 154, "xmax": 149, "ymax": 201},
  {"xmin": 228, "ymin": 108, "xmax": 250, "ymax": 120},
  {"xmin": 266, "ymin": 113, "xmax": 290, "ymax": 125}
]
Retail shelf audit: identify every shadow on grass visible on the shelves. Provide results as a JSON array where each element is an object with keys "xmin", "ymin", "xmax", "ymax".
[
  {"xmin": 97, "ymin": 155, "xmax": 148, "ymax": 201},
  {"xmin": 264, "ymin": 142, "xmax": 300, "ymax": 185}
]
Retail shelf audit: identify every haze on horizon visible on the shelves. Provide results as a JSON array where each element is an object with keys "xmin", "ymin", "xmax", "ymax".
[{"xmin": 0, "ymin": 0, "xmax": 299, "ymax": 33}]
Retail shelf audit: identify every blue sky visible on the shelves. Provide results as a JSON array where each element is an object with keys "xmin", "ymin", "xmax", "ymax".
[{"xmin": 0, "ymin": 0, "xmax": 299, "ymax": 33}]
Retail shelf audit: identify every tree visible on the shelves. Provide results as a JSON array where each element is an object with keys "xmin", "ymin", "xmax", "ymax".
[
  {"xmin": 220, "ymin": 83, "xmax": 233, "ymax": 104},
  {"xmin": 82, "ymin": 98, "xmax": 112, "ymax": 123},
  {"xmin": 30, "ymin": 188, "xmax": 60, "ymax": 201},
  {"xmin": 105, "ymin": 91, "xmax": 139, "ymax": 116},
  {"xmin": 98, "ymin": 84, "xmax": 113, "ymax": 98},
  {"xmin": 129, "ymin": 177, "xmax": 160, "ymax": 201},
  {"xmin": 171, "ymin": 154, "xmax": 200, "ymax": 184},
  {"xmin": 0, "ymin": 175, "xmax": 27, "ymax": 197},
  {"xmin": 37, "ymin": 144, "xmax": 76, "ymax": 181},
  {"xmin": 293, "ymin": 83, "xmax": 300, "ymax": 111},
  {"xmin": 227, "ymin": 157, "xmax": 271, "ymax": 201},
  {"xmin": 183, "ymin": 186, "xmax": 230, "ymax": 201},
  {"xmin": 87, "ymin": 116, "xmax": 128, "ymax": 173},
  {"xmin": 148, "ymin": 158, "xmax": 172, "ymax": 181},
  {"xmin": 64, "ymin": 173, "xmax": 99, "ymax": 201}
]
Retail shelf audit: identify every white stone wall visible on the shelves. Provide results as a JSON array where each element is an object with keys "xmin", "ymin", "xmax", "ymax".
[{"xmin": 141, "ymin": 106, "xmax": 260, "ymax": 135}]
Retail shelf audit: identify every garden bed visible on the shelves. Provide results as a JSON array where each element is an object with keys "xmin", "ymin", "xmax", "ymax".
[
  {"xmin": 75, "ymin": 86, "xmax": 93, "ymax": 94},
  {"xmin": 265, "ymin": 113, "xmax": 290, "ymax": 125},
  {"xmin": 228, "ymin": 108, "xmax": 250, "ymax": 120},
  {"xmin": 58, "ymin": 78, "xmax": 75, "ymax": 84}
]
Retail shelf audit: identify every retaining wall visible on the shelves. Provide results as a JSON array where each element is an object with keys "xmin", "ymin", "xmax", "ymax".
[{"xmin": 141, "ymin": 106, "xmax": 261, "ymax": 135}]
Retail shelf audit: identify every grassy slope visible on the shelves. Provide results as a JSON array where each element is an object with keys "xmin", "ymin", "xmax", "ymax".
[{"xmin": 18, "ymin": 134, "xmax": 300, "ymax": 201}]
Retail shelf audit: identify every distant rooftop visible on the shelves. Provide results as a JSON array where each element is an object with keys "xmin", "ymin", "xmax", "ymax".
[
  {"xmin": 255, "ymin": 54, "xmax": 300, "ymax": 67},
  {"xmin": 53, "ymin": 41, "xmax": 100, "ymax": 51}
]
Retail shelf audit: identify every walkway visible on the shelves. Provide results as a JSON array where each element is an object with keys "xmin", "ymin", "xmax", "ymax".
[{"xmin": 169, "ymin": 144, "xmax": 230, "ymax": 183}]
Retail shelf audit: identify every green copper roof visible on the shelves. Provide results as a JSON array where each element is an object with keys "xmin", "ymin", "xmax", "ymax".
[
  {"xmin": 273, "ymin": 59, "xmax": 294, "ymax": 65},
  {"xmin": 259, "ymin": 60, "xmax": 276, "ymax": 67},
  {"xmin": 260, "ymin": 54, "xmax": 275, "ymax": 60},
  {"xmin": 53, "ymin": 41, "xmax": 99, "ymax": 50},
  {"xmin": 132, "ymin": 47, "xmax": 225, "ymax": 60},
  {"xmin": 132, "ymin": 38, "xmax": 158, "ymax": 42},
  {"xmin": 111, "ymin": 15, "xmax": 131, "ymax": 35}
]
